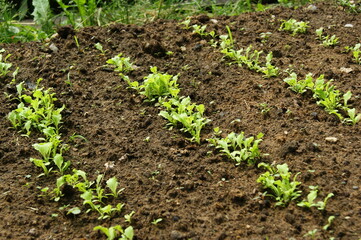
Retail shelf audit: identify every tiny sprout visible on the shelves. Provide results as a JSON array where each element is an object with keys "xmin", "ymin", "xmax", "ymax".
[
  {"xmin": 151, "ymin": 218, "xmax": 163, "ymax": 225},
  {"xmin": 95, "ymin": 43, "xmax": 106, "ymax": 54},
  {"xmin": 67, "ymin": 207, "xmax": 81, "ymax": 215},
  {"xmin": 323, "ymin": 216, "xmax": 335, "ymax": 231},
  {"xmin": 124, "ymin": 211, "xmax": 135, "ymax": 223}
]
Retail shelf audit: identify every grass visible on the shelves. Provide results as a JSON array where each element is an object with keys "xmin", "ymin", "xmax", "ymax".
[{"xmin": 0, "ymin": 0, "xmax": 314, "ymax": 43}]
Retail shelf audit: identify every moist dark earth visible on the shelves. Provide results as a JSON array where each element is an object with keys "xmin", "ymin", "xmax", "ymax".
[{"xmin": 1, "ymin": 2, "xmax": 361, "ymax": 240}]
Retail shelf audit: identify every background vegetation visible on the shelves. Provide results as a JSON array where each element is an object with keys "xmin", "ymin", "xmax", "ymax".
[{"xmin": 0, "ymin": 0, "xmax": 319, "ymax": 43}]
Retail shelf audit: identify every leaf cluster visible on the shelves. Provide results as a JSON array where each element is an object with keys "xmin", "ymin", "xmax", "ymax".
[
  {"xmin": 94, "ymin": 225, "xmax": 134, "ymax": 240},
  {"xmin": 297, "ymin": 186, "xmax": 334, "ymax": 210},
  {"xmin": 0, "ymin": 49, "xmax": 12, "ymax": 77},
  {"xmin": 106, "ymin": 53, "xmax": 134, "ymax": 74},
  {"xmin": 159, "ymin": 97, "xmax": 211, "ymax": 144},
  {"xmin": 208, "ymin": 132, "xmax": 264, "ymax": 165},
  {"xmin": 345, "ymin": 43, "xmax": 361, "ymax": 64},
  {"xmin": 219, "ymin": 30, "xmax": 279, "ymax": 78},
  {"xmin": 279, "ymin": 19, "xmax": 309, "ymax": 36},
  {"xmin": 284, "ymin": 73, "xmax": 361, "ymax": 124},
  {"xmin": 139, "ymin": 66, "xmax": 180, "ymax": 101},
  {"xmin": 257, "ymin": 163, "xmax": 302, "ymax": 206},
  {"xmin": 315, "ymin": 28, "xmax": 339, "ymax": 47}
]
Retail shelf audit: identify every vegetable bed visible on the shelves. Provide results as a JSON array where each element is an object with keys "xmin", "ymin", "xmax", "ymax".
[{"xmin": 0, "ymin": 2, "xmax": 360, "ymax": 239}]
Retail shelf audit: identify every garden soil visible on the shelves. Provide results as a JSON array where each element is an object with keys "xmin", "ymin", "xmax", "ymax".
[{"xmin": 0, "ymin": 2, "xmax": 361, "ymax": 240}]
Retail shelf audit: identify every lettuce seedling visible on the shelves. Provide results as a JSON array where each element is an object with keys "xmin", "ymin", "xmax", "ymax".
[
  {"xmin": 0, "ymin": 50, "xmax": 12, "ymax": 77},
  {"xmin": 315, "ymin": 28, "xmax": 339, "ymax": 47},
  {"xmin": 345, "ymin": 43, "xmax": 361, "ymax": 64},
  {"xmin": 139, "ymin": 66, "xmax": 180, "ymax": 101},
  {"xmin": 192, "ymin": 24, "xmax": 208, "ymax": 37},
  {"xmin": 53, "ymin": 153, "xmax": 71, "ymax": 175},
  {"xmin": 208, "ymin": 132, "xmax": 264, "ymax": 165},
  {"xmin": 257, "ymin": 163, "xmax": 302, "ymax": 206},
  {"xmin": 344, "ymin": 108, "xmax": 361, "ymax": 125},
  {"xmin": 261, "ymin": 52, "xmax": 279, "ymax": 78},
  {"xmin": 106, "ymin": 53, "xmax": 134, "ymax": 73},
  {"xmin": 159, "ymin": 97, "xmax": 211, "ymax": 144},
  {"xmin": 279, "ymin": 19, "xmax": 309, "ymax": 36},
  {"xmin": 94, "ymin": 225, "xmax": 134, "ymax": 240},
  {"xmin": 30, "ymin": 157, "xmax": 52, "ymax": 177},
  {"xmin": 297, "ymin": 186, "xmax": 334, "ymax": 210},
  {"xmin": 33, "ymin": 142, "xmax": 53, "ymax": 162},
  {"xmin": 106, "ymin": 177, "xmax": 124, "ymax": 198},
  {"xmin": 284, "ymin": 72, "xmax": 314, "ymax": 94}
]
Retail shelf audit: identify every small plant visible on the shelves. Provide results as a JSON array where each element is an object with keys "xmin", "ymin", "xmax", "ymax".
[
  {"xmin": 260, "ymin": 32, "xmax": 272, "ymax": 43},
  {"xmin": 208, "ymin": 132, "xmax": 264, "ymax": 165},
  {"xmin": 304, "ymin": 229, "xmax": 318, "ymax": 239},
  {"xmin": 323, "ymin": 216, "xmax": 335, "ymax": 231},
  {"xmin": 139, "ymin": 66, "xmax": 180, "ymax": 101},
  {"xmin": 106, "ymin": 53, "xmax": 134, "ymax": 73},
  {"xmin": 259, "ymin": 103, "xmax": 272, "ymax": 115},
  {"xmin": 159, "ymin": 96, "xmax": 211, "ymax": 144},
  {"xmin": 0, "ymin": 48, "xmax": 12, "ymax": 77},
  {"xmin": 260, "ymin": 52, "xmax": 279, "ymax": 78},
  {"xmin": 279, "ymin": 19, "xmax": 309, "ymax": 36},
  {"xmin": 180, "ymin": 18, "xmax": 191, "ymax": 29},
  {"xmin": 8, "ymin": 81, "xmax": 65, "ymax": 135},
  {"xmin": 336, "ymin": 0, "xmax": 361, "ymax": 13},
  {"xmin": 192, "ymin": 24, "xmax": 207, "ymax": 35},
  {"xmin": 284, "ymin": 72, "xmax": 314, "ymax": 94},
  {"xmin": 94, "ymin": 225, "xmax": 134, "ymax": 240},
  {"xmin": 95, "ymin": 42, "xmax": 106, "ymax": 54},
  {"xmin": 124, "ymin": 211, "xmax": 135, "ymax": 223},
  {"xmin": 315, "ymin": 28, "xmax": 339, "ymax": 47},
  {"xmin": 297, "ymin": 186, "xmax": 334, "ymax": 210},
  {"xmin": 345, "ymin": 108, "xmax": 361, "ymax": 125},
  {"xmin": 345, "ymin": 43, "xmax": 361, "ymax": 64},
  {"xmin": 151, "ymin": 218, "xmax": 163, "ymax": 225},
  {"xmin": 106, "ymin": 177, "xmax": 124, "ymax": 198},
  {"xmin": 257, "ymin": 163, "xmax": 302, "ymax": 206}
]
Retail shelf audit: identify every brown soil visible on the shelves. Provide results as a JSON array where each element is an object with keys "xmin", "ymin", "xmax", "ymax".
[{"xmin": 1, "ymin": 2, "xmax": 361, "ymax": 240}]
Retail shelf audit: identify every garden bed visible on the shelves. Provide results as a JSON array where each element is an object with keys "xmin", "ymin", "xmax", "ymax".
[{"xmin": 0, "ymin": 2, "xmax": 360, "ymax": 239}]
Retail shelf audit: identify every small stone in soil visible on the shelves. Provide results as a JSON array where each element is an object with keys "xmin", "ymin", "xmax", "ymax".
[{"xmin": 325, "ymin": 137, "xmax": 338, "ymax": 143}]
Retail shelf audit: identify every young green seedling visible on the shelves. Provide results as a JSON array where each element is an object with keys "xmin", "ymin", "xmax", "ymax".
[
  {"xmin": 261, "ymin": 52, "xmax": 279, "ymax": 78},
  {"xmin": 139, "ymin": 66, "xmax": 180, "ymax": 101},
  {"xmin": 94, "ymin": 42, "xmax": 106, "ymax": 54},
  {"xmin": 315, "ymin": 28, "xmax": 339, "ymax": 47},
  {"xmin": 106, "ymin": 53, "xmax": 134, "ymax": 73},
  {"xmin": 159, "ymin": 96, "xmax": 211, "ymax": 144},
  {"xmin": 0, "ymin": 49, "xmax": 12, "ymax": 77},
  {"xmin": 208, "ymin": 132, "xmax": 264, "ymax": 165},
  {"xmin": 192, "ymin": 24, "xmax": 208, "ymax": 37},
  {"xmin": 297, "ymin": 186, "xmax": 334, "ymax": 210},
  {"xmin": 345, "ymin": 43, "xmax": 361, "ymax": 64},
  {"xmin": 279, "ymin": 19, "xmax": 309, "ymax": 36},
  {"xmin": 180, "ymin": 18, "xmax": 191, "ymax": 30},
  {"xmin": 257, "ymin": 163, "xmax": 302, "ymax": 206},
  {"xmin": 106, "ymin": 177, "xmax": 124, "ymax": 198},
  {"xmin": 94, "ymin": 225, "xmax": 134, "ymax": 240},
  {"xmin": 53, "ymin": 153, "xmax": 71, "ymax": 175}
]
